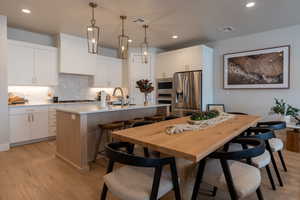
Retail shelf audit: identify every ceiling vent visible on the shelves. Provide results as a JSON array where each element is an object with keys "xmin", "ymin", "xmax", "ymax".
[{"xmin": 132, "ymin": 17, "xmax": 146, "ymax": 24}]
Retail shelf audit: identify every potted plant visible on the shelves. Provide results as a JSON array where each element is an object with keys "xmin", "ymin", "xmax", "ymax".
[
  {"xmin": 136, "ymin": 79, "xmax": 154, "ymax": 106},
  {"xmin": 270, "ymin": 98, "xmax": 300, "ymax": 123}
]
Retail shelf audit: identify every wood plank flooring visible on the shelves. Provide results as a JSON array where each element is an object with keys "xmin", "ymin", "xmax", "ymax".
[{"xmin": 0, "ymin": 139, "xmax": 299, "ymax": 200}]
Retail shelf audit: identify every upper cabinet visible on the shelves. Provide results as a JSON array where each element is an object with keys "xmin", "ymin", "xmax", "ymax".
[
  {"xmin": 8, "ymin": 40, "xmax": 58, "ymax": 86},
  {"xmin": 155, "ymin": 45, "xmax": 213, "ymax": 79},
  {"xmin": 58, "ymin": 33, "xmax": 96, "ymax": 75},
  {"xmin": 93, "ymin": 56, "xmax": 123, "ymax": 87}
]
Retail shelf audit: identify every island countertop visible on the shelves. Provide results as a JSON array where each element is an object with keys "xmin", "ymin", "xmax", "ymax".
[{"xmin": 56, "ymin": 104, "xmax": 170, "ymax": 115}]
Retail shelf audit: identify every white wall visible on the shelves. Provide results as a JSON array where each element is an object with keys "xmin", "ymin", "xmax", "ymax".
[
  {"xmin": 0, "ymin": 16, "xmax": 9, "ymax": 151},
  {"xmin": 210, "ymin": 25, "xmax": 300, "ymax": 119}
]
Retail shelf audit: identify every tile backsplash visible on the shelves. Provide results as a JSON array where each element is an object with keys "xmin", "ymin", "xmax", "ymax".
[{"xmin": 8, "ymin": 74, "xmax": 120, "ymax": 103}]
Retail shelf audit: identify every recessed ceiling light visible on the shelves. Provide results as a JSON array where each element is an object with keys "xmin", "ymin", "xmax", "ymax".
[
  {"xmin": 128, "ymin": 39, "xmax": 133, "ymax": 43},
  {"xmin": 246, "ymin": 2, "xmax": 256, "ymax": 8},
  {"xmin": 172, "ymin": 35, "xmax": 179, "ymax": 39},
  {"xmin": 21, "ymin": 9, "xmax": 31, "ymax": 14}
]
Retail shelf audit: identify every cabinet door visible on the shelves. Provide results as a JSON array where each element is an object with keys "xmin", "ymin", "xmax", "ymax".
[
  {"xmin": 30, "ymin": 110, "xmax": 49, "ymax": 140},
  {"xmin": 35, "ymin": 48, "xmax": 58, "ymax": 86},
  {"xmin": 8, "ymin": 42, "xmax": 34, "ymax": 85},
  {"xmin": 9, "ymin": 113, "xmax": 31, "ymax": 143},
  {"xmin": 107, "ymin": 58, "xmax": 122, "ymax": 87},
  {"xmin": 94, "ymin": 56, "xmax": 109, "ymax": 87}
]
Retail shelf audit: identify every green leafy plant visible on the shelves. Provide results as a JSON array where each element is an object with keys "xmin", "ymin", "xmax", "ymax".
[
  {"xmin": 270, "ymin": 98, "xmax": 299, "ymax": 117},
  {"xmin": 190, "ymin": 110, "xmax": 220, "ymax": 121}
]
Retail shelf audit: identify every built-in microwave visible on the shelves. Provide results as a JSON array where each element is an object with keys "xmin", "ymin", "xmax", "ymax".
[{"xmin": 156, "ymin": 78, "xmax": 174, "ymax": 111}]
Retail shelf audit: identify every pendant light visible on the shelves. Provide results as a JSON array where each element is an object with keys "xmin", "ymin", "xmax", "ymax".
[
  {"xmin": 118, "ymin": 16, "xmax": 129, "ymax": 59},
  {"xmin": 87, "ymin": 2, "xmax": 100, "ymax": 54},
  {"xmin": 141, "ymin": 25, "xmax": 149, "ymax": 64}
]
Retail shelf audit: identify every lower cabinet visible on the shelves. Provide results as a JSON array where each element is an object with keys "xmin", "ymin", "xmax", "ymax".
[{"xmin": 9, "ymin": 107, "xmax": 49, "ymax": 144}]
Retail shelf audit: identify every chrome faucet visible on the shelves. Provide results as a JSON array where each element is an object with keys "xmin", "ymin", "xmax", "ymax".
[{"xmin": 112, "ymin": 87, "xmax": 125, "ymax": 106}]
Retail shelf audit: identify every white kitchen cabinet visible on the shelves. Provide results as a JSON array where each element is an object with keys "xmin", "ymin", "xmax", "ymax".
[
  {"xmin": 9, "ymin": 113, "xmax": 31, "ymax": 143},
  {"xmin": 94, "ymin": 55, "xmax": 122, "ymax": 87},
  {"xmin": 155, "ymin": 45, "xmax": 211, "ymax": 79},
  {"xmin": 9, "ymin": 107, "xmax": 50, "ymax": 144},
  {"xmin": 59, "ymin": 33, "xmax": 96, "ymax": 75},
  {"xmin": 8, "ymin": 42, "xmax": 35, "ymax": 85},
  {"xmin": 30, "ymin": 109, "xmax": 49, "ymax": 140},
  {"xmin": 7, "ymin": 40, "xmax": 58, "ymax": 86},
  {"xmin": 35, "ymin": 48, "xmax": 58, "ymax": 86}
]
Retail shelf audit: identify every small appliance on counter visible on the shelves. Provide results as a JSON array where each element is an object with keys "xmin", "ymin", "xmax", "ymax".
[{"xmin": 8, "ymin": 93, "xmax": 27, "ymax": 105}]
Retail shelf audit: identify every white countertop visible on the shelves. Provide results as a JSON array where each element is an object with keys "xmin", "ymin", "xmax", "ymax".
[
  {"xmin": 56, "ymin": 104, "xmax": 170, "ymax": 115},
  {"xmin": 8, "ymin": 101, "xmax": 97, "ymax": 108}
]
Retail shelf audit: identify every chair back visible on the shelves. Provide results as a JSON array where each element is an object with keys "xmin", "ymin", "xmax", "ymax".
[
  {"xmin": 132, "ymin": 120, "xmax": 154, "ymax": 127},
  {"xmin": 227, "ymin": 112, "xmax": 248, "ymax": 115},
  {"xmin": 212, "ymin": 138, "xmax": 265, "ymax": 161},
  {"xmin": 257, "ymin": 121, "xmax": 286, "ymax": 130},
  {"xmin": 105, "ymin": 142, "xmax": 173, "ymax": 168},
  {"xmin": 245, "ymin": 127, "xmax": 276, "ymax": 140}
]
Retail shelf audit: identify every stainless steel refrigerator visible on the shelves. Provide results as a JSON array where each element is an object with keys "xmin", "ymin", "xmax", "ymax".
[{"xmin": 173, "ymin": 70, "xmax": 202, "ymax": 113}]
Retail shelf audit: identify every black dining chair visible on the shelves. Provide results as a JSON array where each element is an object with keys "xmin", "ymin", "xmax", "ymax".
[
  {"xmin": 256, "ymin": 121, "xmax": 288, "ymax": 172},
  {"xmin": 243, "ymin": 127, "xmax": 284, "ymax": 188},
  {"xmin": 191, "ymin": 138, "xmax": 266, "ymax": 200},
  {"xmin": 100, "ymin": 142, "xmax": 181, "ymax": 200}
]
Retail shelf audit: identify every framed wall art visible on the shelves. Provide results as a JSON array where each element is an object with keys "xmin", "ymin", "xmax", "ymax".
[{"xmin": 223, "ymin": 45, "xmax": 290, "ymax": 89}]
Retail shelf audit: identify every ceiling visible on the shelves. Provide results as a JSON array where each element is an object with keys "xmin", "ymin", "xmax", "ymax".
[{"xmin": 1, "ymin": 0, "xmax": 300, "ymax": 49}]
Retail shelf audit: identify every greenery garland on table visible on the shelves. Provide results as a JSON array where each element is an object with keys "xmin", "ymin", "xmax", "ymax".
[{"xmin": 190, "ymin": 110, "xmax": 220, "ymax": 121}]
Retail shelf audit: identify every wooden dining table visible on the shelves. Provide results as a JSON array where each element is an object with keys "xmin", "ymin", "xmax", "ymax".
[{"xmin": 112, "ymin": 114, "xmax": 261, "ymax": 199}]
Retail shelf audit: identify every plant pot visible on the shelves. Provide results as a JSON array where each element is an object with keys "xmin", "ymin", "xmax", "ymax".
[{"xmin": 280, "ymin": 115, "xmax": 291, "ymax": 124}]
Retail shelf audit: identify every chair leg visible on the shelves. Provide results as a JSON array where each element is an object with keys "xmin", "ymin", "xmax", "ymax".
[
  {"xmin": 191, "ymin": 159, "xmax": 206, "ymax": 200},
  {"xmin": 265, "ymin": 165, "xmax": 276, "ymax": 190},
  {"xmin": 94, "ymin": 129, "xmax": 104, "ymax": 162},
  {"xmin": 100, "ymin": 184, "xmax": 108, "ymax": 200},
  {"xmin": 270, "ymin": 151, "xmax": 284, "ymax": 187},
  {"xmin": 256, "ymin": 187, "xmax": 264, "ymax": 200},
  {"xmin": 144, "ymin": 147, "xmax": 150, "ymax": 157},
  {"xmin": 278, "ymin": 151, "xmax": 288, "ymax": 172},
  {"xmin": 212, "ymin": 186, "xmax": 218, "ymax": 197}
]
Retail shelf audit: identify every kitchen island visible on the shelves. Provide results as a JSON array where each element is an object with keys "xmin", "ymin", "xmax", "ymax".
[{"xmin": 55, "ymin": 104, "xmax": 170, "ymax": 171}]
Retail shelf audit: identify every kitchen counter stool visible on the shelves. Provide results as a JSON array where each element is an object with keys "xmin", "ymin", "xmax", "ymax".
[
  {"xmin": 145, "ymin": 115, "xmax": 165, "ymax": 122},
  {"xmin": 94, "ymin": 121, "xmax": 125, "ymax": 162}
]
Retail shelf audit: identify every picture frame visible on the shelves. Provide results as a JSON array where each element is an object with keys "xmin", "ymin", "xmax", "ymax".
[
  {"xmin": 223, "ymin": 45, "xmax": 290, "ymax": 89},
  {"xmin": 207, "ymin": 104, "xmax": 225, "ymax": 113}
]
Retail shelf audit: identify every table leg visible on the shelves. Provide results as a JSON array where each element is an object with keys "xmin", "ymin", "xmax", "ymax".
[
  {"xmin": 286, "ymin": 130, "xmax": 300, "ymax": 153},
  {"xmin": 191, "ymin": 159, "xmax": 206, "ymax": 200}
]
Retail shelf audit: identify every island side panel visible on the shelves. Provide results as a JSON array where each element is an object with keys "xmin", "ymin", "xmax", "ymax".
[
  {"xmin": 56, "ymin": 111, "xmax": 89, "ymax": 171},
  {"xmin": 86, "ymin": 106, "xmax": 169, "ymax": 161}
]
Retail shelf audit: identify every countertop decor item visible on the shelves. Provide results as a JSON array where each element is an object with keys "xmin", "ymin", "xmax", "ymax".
[
  {"xmin": 224, "ymin": 45, "xmax": 290, "ymax": 89},
  {"xmin": 270, "ymin": 98, "xmax": 300, "ymax": 123},
  {"xmin": 87, "ymin": 2, "xmax": 100, "ymax": 54},
  {"xmin": 136, "ymin": 79, "xmax": 154, "ymax": 106}
]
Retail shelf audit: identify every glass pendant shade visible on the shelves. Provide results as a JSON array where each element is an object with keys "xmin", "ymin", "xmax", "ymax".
[
  {"xmin": 87, "ymin": 25, "xmax": 99, "ymax": 54},
  {"xmin": 141, "ymin": 25, "xmax": 149, "ymax": 64},
  {"xmin": 87, "ymin": 2, "xmax": 100, "ymax": 54},
  {"xmin": 141, "ymin": 42, "xmax": 149, "ymax": 64},
  {"xmin": 118, "ymin": 34, "xmax": 129, "ymax": 59},
  {"xmin": 118, "ymin": 16, "xmax": 129, "ymax": 59}
]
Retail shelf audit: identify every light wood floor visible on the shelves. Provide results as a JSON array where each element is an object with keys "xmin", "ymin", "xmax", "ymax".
[{"xmin": 0, "ymin": 140, "xmax": 299, "ymax": 200}]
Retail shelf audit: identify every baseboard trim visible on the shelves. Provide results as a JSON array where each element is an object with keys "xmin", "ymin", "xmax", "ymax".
[{"xmin": 0, "ymin": 143, "xmax": 10, "ymax": 152}]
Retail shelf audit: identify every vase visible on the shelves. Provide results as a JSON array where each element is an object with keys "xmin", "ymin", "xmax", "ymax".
[
  {"xmin": 144, "ymin": 93, "xmax": 149, "ymax": 106},
  {"xmin": 280, "ymin": 115, "xmax": 291, "ymax": 124}
]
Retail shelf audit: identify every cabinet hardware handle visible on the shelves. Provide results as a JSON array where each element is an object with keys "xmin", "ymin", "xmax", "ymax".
[
  {"xmin": 28, "ymin": 114, "xmax": 31, "ymax": 122},
  {"xmin": 32, "ymin": 114, "xmax": 34, "ymax": 122}
]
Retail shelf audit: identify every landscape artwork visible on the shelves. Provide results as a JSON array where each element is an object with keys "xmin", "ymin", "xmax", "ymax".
[{"xmin": 223, "ymin": 46, "xmax": 290, "ymax": 89}]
